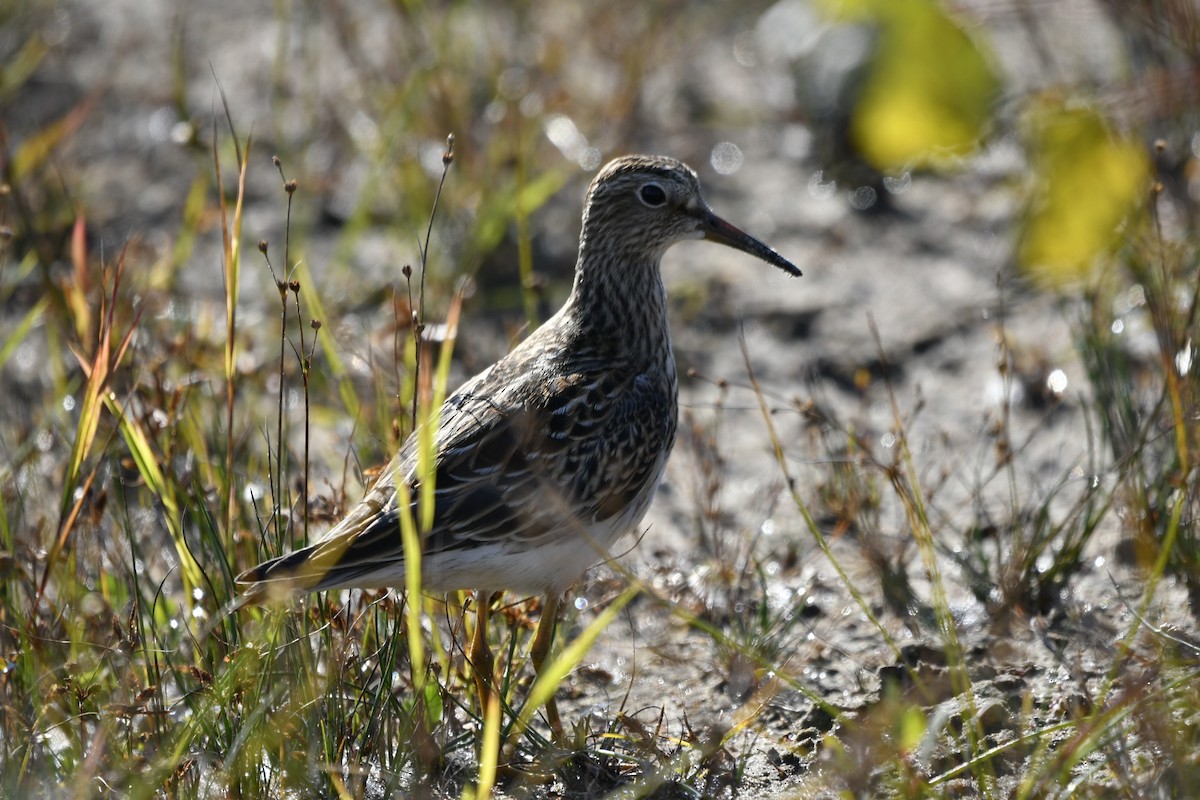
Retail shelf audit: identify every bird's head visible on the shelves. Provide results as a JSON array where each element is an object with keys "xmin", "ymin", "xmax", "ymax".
[{"xmin": 580, "ymin": 155, "xmax": 801, "ymax": 277}]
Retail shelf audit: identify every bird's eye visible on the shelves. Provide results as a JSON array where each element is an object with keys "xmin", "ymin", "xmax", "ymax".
[{"xmin": 638, "ymin": 183, "xmax": 668, "ymax": 207}]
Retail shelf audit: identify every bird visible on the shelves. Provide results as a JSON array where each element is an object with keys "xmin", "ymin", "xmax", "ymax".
[{"xmin": 237, "ymin": 154, "xmax": 800, "ymax": 736}]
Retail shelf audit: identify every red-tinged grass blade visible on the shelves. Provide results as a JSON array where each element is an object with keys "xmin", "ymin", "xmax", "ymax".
[
  {"xmin": 39, "ymin": 247, "xmax": 141, "ymax": 612},
  {"xmin": 66, "ymin": 215, "xmax": 91, "ymax": 341},
  {"xmin": 59, "ymin": 272, "xmax": 112, "ymax": 509}
]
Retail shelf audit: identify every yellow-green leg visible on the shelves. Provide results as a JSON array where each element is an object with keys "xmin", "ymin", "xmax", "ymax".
[
  {"xmin": 529, "ymin": 593, "xmax": 563, "ymax": 738},
  {"xmin": 471, "ymin": 590, "xmax": 495, "ymax": 715}
]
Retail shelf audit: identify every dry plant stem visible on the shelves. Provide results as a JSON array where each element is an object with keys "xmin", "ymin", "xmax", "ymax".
[
  {"xmin": 274, "ymin": 278, "xmax": 287, "ymax": 533},
  {"xmin": 411, "ymin": 134, "xmax": 454, "ymax": 432},
  {"xmin": 281, "ymin": 169, "xmax": 308, "ymax": 539},
  {"xmin": 300, "ymin": 308, "xmax": 319, "ymax": 546},
  {"xmin": 269, "ymin": 164, "xmax": 299, "ymax": 541},
  {"xmin": 258, "ymin": 242, "xmax": 286, "ymax": 544},
  {"xmin": 419, "ymin": 134, "xmax": 454, "ymax": 324},
  {"xmin": 993, "ymin": 284, "xmax": 1022, "ymax": 520}
]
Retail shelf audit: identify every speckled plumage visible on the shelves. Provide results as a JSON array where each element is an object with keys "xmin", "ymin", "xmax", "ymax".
[{"xmin": 237, "ymin": 155, "xmax": 799, "ymax": 731}]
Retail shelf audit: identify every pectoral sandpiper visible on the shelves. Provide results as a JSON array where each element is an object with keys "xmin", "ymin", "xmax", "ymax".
[{"xmin": 238, "ymin": 154, "xmax": 800, "ymax": 735}]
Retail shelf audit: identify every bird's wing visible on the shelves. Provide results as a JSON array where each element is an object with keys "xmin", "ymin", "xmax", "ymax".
[
  {"xmin": 427, "ymin": 364, "xmax": 671, "ymax": 549},
  {"xmin": 240, "ymin": 359, "xmax": 674, "ymax": 592}
]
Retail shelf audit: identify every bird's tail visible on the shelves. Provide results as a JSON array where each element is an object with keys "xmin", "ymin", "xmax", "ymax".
[{"xmin": 235, "ymin": 532, "xmax": 363, "ymax": 603}]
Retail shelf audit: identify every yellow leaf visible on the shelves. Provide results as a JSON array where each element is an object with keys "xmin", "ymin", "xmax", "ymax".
[
  {"xmin": 1017, "ymin": 103, "xmax": 1148, "ymax": 286},
  {"xmin": 843, "ymin": 0, "xmax": 999, "ymax": 169}
]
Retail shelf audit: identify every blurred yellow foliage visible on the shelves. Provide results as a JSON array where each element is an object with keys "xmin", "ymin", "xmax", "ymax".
[
  {"xmin": 820, "ymin": 0, "xmax": 999, "ymax": 169},
  {"xmin": 897, "ymin": 704, "xmax": 928, "ymax": 754},
  {"xmin": 1017, "ymin": 103, "xmax": 1148, "ymax": 286}
]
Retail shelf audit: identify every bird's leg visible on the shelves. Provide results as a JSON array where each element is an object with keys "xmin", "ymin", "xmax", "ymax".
[
  {"xmin": 471, "ymin": 589, "xmax": 495, "ymax": 715},
  {"xmin": 529, "ymin": 593, "xmax": 563, "ymax": 738}
]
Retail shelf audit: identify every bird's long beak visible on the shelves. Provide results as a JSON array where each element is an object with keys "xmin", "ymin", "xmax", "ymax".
[{"xmin": 698, "ymin": 209, "xmax": 801, "ymax": 277}]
